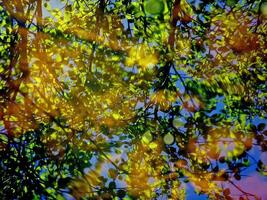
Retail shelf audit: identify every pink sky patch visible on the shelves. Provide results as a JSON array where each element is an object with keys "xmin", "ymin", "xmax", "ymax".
[{"xmin": 225, "ymin": 173, "xmax": 267, "ymax": 199}]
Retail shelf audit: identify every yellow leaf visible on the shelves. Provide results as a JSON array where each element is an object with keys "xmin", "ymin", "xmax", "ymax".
[{"xmin": 149, "ymin": 142, "xmax": 158, "ymax": 149}]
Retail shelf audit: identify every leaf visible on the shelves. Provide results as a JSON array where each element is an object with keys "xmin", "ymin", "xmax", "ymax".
[
  {"xmin": 234, "ymin": 173, "xmax": 241, "ymax": 180},
  {"xmin": 261, "ymin": 2, "xmax": 267, "ymax": 17},
  {"xmin": 55, "ymin": 54, "xmax": 62, "ymax": 62},
  {"xmin": 58, "ymin": 177, "xmax": 72, "ymax": 188},
  {"xmin": 0, "ymin": 134, "xmax": 8, "ymax": 143},
  {"xmin": 142, "ymin": 131, "xmax": 153, "ymax": 144},
  {"xmin": 257, "ymin": 160, "xmax": 264, "ymax": 169},
  {"xmin": 257, "ymin": 123, "xmax": 266, "ymax": 131},
  {"xmin": 173, "ymin": 118, "xmax": 185, "ymax": 128},
  {"xmin": 223, "ymin": 188, "xmax": 231, "ymax": 196},
  {"xmin": 175, "ymin": 159, "xmax": 187, "ymax": 168},
  {"xmin": 108, "ymin": 181, "xmax": 116, "ymax": 189},
  {"xmin": 243, "ymin": 158, "xmax": 250, "ymax": 167},
  {"xmin": 112, "ymin": 113, "xmax": 120, "ymax": 120},
  {"xmin": 257, "ymin": 74, "xmax": 265, "ymax": 81},
  {"xmin": 213, "ymin": 165, "xmax": 219, "ymax": 172},
  {"xmin": 149, "ymin": 142, "xmax": 158, "ymax": 149},
  {"xmin": 163, "ymin": 133, "xmax": 174, "ymax": 145},
  {"xmin": 219, "ymin": 156, "xmax": 226, "ymax": 163},
  {"xmin": 144, "ymin": 0, "xmax": 165, "ymax": 16},
  {"xmin": 108, "ymin": 168, "xmax": 117, "ymax": 179},
  {"xmin": 226, "ymin": 0, "xmax": 237, "ymax": 7},
  {"xmin": 117, "ymin": 189, "xmax": 126, "ymax": 198}
]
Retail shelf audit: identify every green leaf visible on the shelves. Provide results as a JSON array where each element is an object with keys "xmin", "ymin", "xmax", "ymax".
[
  {"xmin": 0, "ymin": 134, "xmax": 8, "ymax": 143},
  {"xmin": 144, "ymin": 0, "xmax": 165, "ymax": 16},
  {"xmin": 142, "ymin": 131, "xmax": 153, "ymax": 143},
  {"xmin": 163, "ymin": 133, "xmax": 174, "ymax": 145},
  {"xmin": 257, "ymin": 74, "xmax": 265, "ymax": 81},
  {"xmin": 173, "ymin": 118, "xmax": 185, "ymax": 128}
]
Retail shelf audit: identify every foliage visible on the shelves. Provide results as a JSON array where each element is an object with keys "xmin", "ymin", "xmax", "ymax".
[{"xmin": 0, "ymin": 0, "xmax": 266, "ymax": 199}]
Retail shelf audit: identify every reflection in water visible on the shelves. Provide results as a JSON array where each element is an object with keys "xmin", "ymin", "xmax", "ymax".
[{"xmin": 0, "ymin": 0, "xmax": 266, "ymax": 199}]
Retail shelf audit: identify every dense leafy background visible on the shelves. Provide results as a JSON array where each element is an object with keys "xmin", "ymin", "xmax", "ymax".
[{"xmin": 0, "ymin": 0, "xmax": 266, "ymax": 199}]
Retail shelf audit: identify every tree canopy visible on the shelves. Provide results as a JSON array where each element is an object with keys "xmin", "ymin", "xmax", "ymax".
[{"xmin": 0, "ymin": 0, "xmax": 267, "ymax": 199}]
